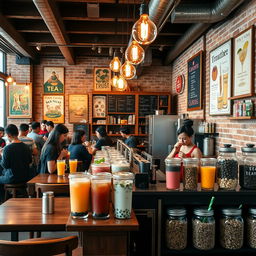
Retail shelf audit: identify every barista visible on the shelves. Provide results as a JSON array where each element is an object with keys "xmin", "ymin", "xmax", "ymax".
[
  {"xmin": 120, "ymin": 127, "xmax": 138, "ymax": 149},
  {"xmin": 167, "ymin": 119, "xmax": 202, "ymax": 159}
]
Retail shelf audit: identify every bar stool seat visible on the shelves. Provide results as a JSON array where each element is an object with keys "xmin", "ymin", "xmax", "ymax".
[{"xmin": 4, "ymin": 183, "xmax": 28, "ymax": 201}]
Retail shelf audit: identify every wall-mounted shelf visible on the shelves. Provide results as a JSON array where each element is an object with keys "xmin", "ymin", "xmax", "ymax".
[{"xmin": 230, "ymin": 116, "xmax": 256, "ymax": 120}]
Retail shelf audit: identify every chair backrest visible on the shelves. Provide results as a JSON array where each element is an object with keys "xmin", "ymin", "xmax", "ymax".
[
  {"xmin": 0, "ymin": 236, "xmax": 78, "ymax": 256},
  {"xmin": 35, "ymin": 183, "xmax": 70, "ymax": 198}
]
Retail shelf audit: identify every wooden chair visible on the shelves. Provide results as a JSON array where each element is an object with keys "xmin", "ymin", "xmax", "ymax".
[
  {"xmin": 35, "ymin": 183, "xmax": 70, "ymax": 198},
  {"xmin": 4, "ymin": 183, "xmax": 28, "ymax": 201},
  {"xmin": 0, "ymin": 236, "xmax": 78, "ymax": 256}
]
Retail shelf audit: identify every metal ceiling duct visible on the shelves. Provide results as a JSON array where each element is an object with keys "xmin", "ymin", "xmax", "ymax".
[
  {"xmin": 164, "ymin": 0, "xmax": 245, "ymax": 65},
  {"xmin": 171, "ymin": 0, "xmax": 245, "ymax": 23}
]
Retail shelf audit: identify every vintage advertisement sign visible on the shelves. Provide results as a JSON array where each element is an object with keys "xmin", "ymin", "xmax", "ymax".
[
  {"xmin": 43, "ymin": 95, "xmax": 64, "ymax": 123},
  {"xmin": 93, "ymin": 67, "xmax": 111, "ymax": 91},
  {"xmin": 44, "ymin": 67, "xmax": 64, "ymax": 94}
]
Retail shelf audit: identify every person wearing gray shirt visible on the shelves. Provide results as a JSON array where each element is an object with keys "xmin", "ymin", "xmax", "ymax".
[{"xmin": 28, "ymin": 121, "xmax": 45, "ymax": 153}]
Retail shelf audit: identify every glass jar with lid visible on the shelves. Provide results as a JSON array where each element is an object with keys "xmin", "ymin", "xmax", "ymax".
[
  {"xmin": 183, "ymin": 158, "xmax": 199, "ymax": 191},
  {"xmin": 220, "ymin": 208, "xmax": 244, "ymax": 249},
  {"xmin": 247, "ymin": 207, "xmax": 256, "ymax": 248},
  {"xmin": 165, "ymin": 158, "xmax": 181, "ymax": 190},
  {"xmin": 166, "ymin": 207, "xmax": 187, "ymax": 250},
  {"xmin": 217, "ymin": 144, "xmax": 238, "ymax": 190},
  {"xmin": 192, "ymin": 207, "xmax": 215, "ymax": 250},
  {"xmin": 239, "ymin": 144, "xmax": 256, "ymax": 189}
]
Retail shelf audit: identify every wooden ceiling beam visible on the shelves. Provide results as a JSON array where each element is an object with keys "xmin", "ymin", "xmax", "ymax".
[
  {"xmin": 33, "ymin": 0, "xmax": 75, "ymax": 64},
  {"xmin": 5, "ymin": 15, "xmax": 43, "ymax": 20},
  {"xmin": 55, "ymin": 0, "xmax": 148, "ymax": 3},
  {"xmin": 0, "ymin": 13, "xmax": 36, "ymax": 58}
]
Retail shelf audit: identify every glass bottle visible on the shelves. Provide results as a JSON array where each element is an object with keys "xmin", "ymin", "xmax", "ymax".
[
  {"xmin": 183, "ymin": 158, "xmax": 199, "ymax": 191},
  {"xmin": 192, "ymin": 207, "xmax": 215, "ymax": 250},
  {"xmin": 247, "ymin": 207, "xmax": 256, "ymax": 248},
  {"xmin": 217, "ymin": 144, "xmax": 238, "ymax": 190},
  {"xmin": 239, "ymin": 144, "xmax": 256, "ymax": 189},
  {"xmin": 220, "ymin": 208, "xmax": 244, "ymax": 249},
  {"xmin": 166, "ymin": 207, "xmax": 187, "ymax": 250}
]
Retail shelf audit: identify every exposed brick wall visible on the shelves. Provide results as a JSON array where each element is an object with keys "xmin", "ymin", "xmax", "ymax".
[
  {"xmin": 171, "ymin": 0, "xmax": 256, "ymax": 155},
  {"xmin": 7, "ymin": 55, "xmax": 172, "ymax": 132}
]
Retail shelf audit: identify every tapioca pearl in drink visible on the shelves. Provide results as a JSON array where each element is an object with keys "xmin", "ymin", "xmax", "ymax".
[{"xmin": 113, "ymin": 180, "xmax": 133, "ymax": 219}]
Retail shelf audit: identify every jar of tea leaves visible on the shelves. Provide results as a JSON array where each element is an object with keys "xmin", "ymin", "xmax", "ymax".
[
  {"xmin": 183, "ymin": 158, "xmax": 199, "ymax": 191},
  {"xmin": 220, "ymin": 208, "xmax": 244, "ymax": 250},
  {"xmin": 166, "ymin": 207, "xmax": 187, "ymax": 250},
  {"xmin": 192, "ymin": 207, "xmax": 215, "ymax": 250},
  {"xmin": 239, "ymin": 144, "xmax": 256, "ymax": 189},
  {"xmin": 217, "ymin": 144, "xmax": 238, "ymax": 190},
  {"xmin": 247, "ymin": 207, "xmax": 256, "ymax": 249}
]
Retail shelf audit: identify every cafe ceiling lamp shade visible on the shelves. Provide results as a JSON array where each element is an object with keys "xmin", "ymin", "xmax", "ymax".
[
  {"xmin": 111, "ymin": 74, "xmax": 119, "ymax": 88},
  {"xmin": 116, "ymin": 76, "xmax": 127, "ymax": 91},
  {"xmin": 109, "ymin": 52, "xmax": 121, "ymax": 72},
  {"xmin": 120, "ymin": 61, "xmax": 136, "ymax": 80},
  {"xmin": 125, "ymin": 41, "xmax": 145, "ymax": 65},
  {"xmin": 132, "ymin": 3, "xmax": 157, "ymax": 45}
]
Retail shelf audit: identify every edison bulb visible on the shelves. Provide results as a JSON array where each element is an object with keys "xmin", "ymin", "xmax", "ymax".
[
  {"xmin": 132, "ymin": 14, "xmax": 157, "ymax": 45},
  {"xmin": 109, "ymin": 57, "xmax": 121, "ymax": 72},
  {"xmin": 120, "ymin": 61, "xmax": 136, "ymax": 80},
  {"xmin": 111, "ymin": 75, "xmax": 119, "ymax": 87},
  {"xmin": 6, "ymin": 75, "xmax": 14, "ymax": 83},
  {"xmin": 116, "ymin": 76, "xmax": 127, "ymax": 91},
  {"xmin": 125, "ymin": 41, "xmax": 145, "ymax": 65}
]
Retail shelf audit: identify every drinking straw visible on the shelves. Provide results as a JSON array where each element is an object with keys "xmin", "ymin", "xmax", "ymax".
[{"xmin": 207, "ymin": 196, "xmax": 215, "ymax": 211}]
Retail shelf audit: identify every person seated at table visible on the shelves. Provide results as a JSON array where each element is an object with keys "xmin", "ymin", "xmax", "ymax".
[
  {"xmin": 68, "ymin": 130, "xmax": 92, "ymax": 171},
  {"xmin": 38, "ymin": 120, "xmax": 48, "ymax": 136},
  {"xmin": 38, "ymin": 124, "xmax": 69, "ymax": 174},
  {"xmin": 85, "ymin": 126, "xmax": 112, "ymax": 155},
  {"xmin": 0, "ymin": 127, "xmax": 6, "ymax": 149},
  {"xmin": 28, "ymin": 121, "xmax": 45, "ymax": 154},
  {"xmin": 120, "ymin": 127, "xmax": 138, "ymax": 149},
  {"xmin": 43, "ymin": 121, "xmax": 54, "ymax": 140},
  {"xmin": 0, "ymin": 124, "xmax": 32, "ymax": 200}
]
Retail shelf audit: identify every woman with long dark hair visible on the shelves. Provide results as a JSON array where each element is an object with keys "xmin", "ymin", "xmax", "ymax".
[
  {"xmin": 68, "ymin": 130, "xmax": 92, "ymax": 171},
  {"xmin": 38, "ymin": 124, "xmax": 69, "ymax": 174}
]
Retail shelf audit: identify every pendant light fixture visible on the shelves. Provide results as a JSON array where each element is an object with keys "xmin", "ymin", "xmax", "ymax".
[
  {"xmin": 109, "ymin": 51, "xmax": 121, "ymax": 73},
  {"xmin": 125, "ymin": 41, "xmax": 145, "ymax": 65},
  {"xmin": 111, "ymin": 73, "xmax": 119, "ymax": 88},
  {"xmin": 120, "ymin": 60, "xmax": 136, "ymax": 80},
  {"xmin": 6, "ymin": 74, "xmax": 14, "ymax": 83},
  {"xmin": 132, "ymin": 3, "xmax": 157, "ymax": 45},
  {"xmin": 116, "ymin": 75, "xmax": 127, "ymax": 91}
]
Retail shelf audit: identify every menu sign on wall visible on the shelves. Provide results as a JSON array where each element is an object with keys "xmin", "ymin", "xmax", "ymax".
[
  {"xmin": 187, "ymin": 51, "xmax": 202, "ymax": 111},
  {"xmin": 209, "ymin": 40, "xmax": 232, "ymax": 115}
]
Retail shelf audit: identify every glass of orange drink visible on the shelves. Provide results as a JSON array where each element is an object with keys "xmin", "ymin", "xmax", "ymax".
[
  {"xmin": 69, "ymin": 159, "xmax": 78, "ymax": 173},
  {"xmin": 200, "ymin": 158, "xmax": 217, "ymax": 190},
  {"xmin": 69, "ymin": 172, "xmax": 91, "ymax": 219},
  {"xmin": 57, "ymin": 159, "xmax": 66, "ymax": 176},
  {"xmin": 91, "ymin": 172, "xmax": 112, "ymax": 219}
]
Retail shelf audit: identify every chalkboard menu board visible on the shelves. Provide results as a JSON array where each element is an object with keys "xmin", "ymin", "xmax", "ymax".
[
  {"xmin": 107, "ymin": 95, "xmax": 135, "ymax": 113},
  {"xmin": 139, "ymin": 95, "xmax": 158, "ymax": 116},
  {"xmin": 73, "ymin": 123, "xmax": 90, "ymax": 140},
  {"xmin": 187, "ymin": 51, "xmax": 202, "ymax": 111}
]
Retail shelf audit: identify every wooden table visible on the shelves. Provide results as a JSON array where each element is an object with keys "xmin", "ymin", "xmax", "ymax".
[
  {"xmin": 66, "ymin": 207, "xmax": 139, "ymax": 256},
  {"xmin": 0, "ymin": 198, "xmax": 139, "ymax": 256},
  {"xmin": 27, "ymin": 174, "xmax": 69, "ymax": 197},
  {"xmin": 0, "ymin": 198, "xmax": 70, "ymax": 241}
]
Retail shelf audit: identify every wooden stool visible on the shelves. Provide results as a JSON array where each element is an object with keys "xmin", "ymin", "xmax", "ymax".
[{"xmin": 4, "ymin": 183, "xmax": 28, "ymax": 201}]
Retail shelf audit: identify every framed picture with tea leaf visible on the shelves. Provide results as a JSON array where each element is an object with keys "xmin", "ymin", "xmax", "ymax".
[
  {"xmin": 232, "ymin": 26, "xmax": 254, "ymax": 99},
  {"xmin": 93, "ymin": 67, "xmax": 111, "ymax": 91}
]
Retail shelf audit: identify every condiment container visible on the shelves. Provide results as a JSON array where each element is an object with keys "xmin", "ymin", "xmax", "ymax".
[
  {"xmin": 165, "ymin": 158, "xmax": 181, "ymax": 190},
  {"xmin": 42, "ymin": 191, "xmax": 54, "ymax": 214},
  {"xmin": 192, "ymin": 207, "xmax": 215, "ymax": 250},
  {"xmin": 217, "ymin": 144, "xmax": 238, "ymax": 190},
  {"xmin": 166, "ymin": 207, "xmax": 187, "ymax": 250},
  {"xmin": 239, "ymin": 144, "xmax": 256, "ymax": 189},
  {"xmin": 183, "ymin": 158, "xmax": 199, "ymax": 191},
  {"xmin": 220, "ymin": 208, "xmax": 244, "ymax": 250},
  {"xmin": 247, "ymin": 207, "xmax": 256, "ymax": 248}
]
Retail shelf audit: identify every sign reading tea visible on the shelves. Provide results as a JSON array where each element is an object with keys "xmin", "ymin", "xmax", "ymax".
[{"xmin": 187, "ymin": 52, "xmax": 202, "ymax": 111}]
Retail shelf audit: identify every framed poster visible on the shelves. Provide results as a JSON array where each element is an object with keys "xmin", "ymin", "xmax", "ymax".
[
  {"xmin": 69, "ymin": 94, "xmax": 88, "ymax": 123},
  {"xmin": 43, "ymin": 95, "xmax": 64, "ymax": 123},
  {"xmin": 93, "ymin": 67, "xmax": 111, "ymax": 91},
  {"xmin": 93, "ymin": 95, "xmax": 106, "ymax": 117},
  {"xmin": 7, "ymin": 83, "xmax": 32, "ymax": 118},
  {"xmin": 187, "ymin": 51, "xmax": 203, "ymax": 111},
  {"xmin": 44, "ymin": 66, "xmax": 64, "ymax": 94},
  {"xmin": 233, "ymin": 26, "xmax": 254, "ymax": 98},
  {"xmin": 209, "ymin": 40, "xmax": 232, "ymax": 115}
]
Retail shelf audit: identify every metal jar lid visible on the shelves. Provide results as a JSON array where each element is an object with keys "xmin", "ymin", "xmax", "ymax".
[
  {"xmin": 183, "ymin": 158, "xmax": 199, "ymax": 165},
  {"xmin": 241, "ymin": 144, "xmax": 256, "ymax": 153},
  {"xmin": 221, "ymin": 208, "xmax": 242, "ymax": 216},
  {"xmin": 249, "ymin": 208, "xmax": 256, "ymax": 215},
  {"xmin": 42, "ymin": 191, "xmax": 54, "ymax": 197},
  {"xmin": 167, "ymin": 207, "xmax": 186, "ymax": 216},
  {"xmin": 219, "ymin": 144, "xmax": 236, "ymax": 153},
  {"xmin": 193, "ymin": 207, "xmax": 214, "ymax": 217}
]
